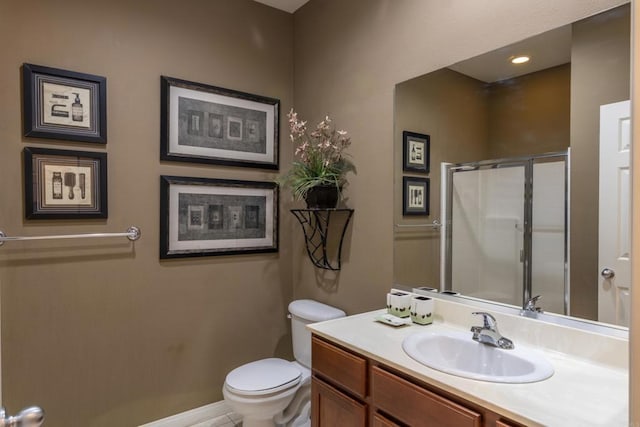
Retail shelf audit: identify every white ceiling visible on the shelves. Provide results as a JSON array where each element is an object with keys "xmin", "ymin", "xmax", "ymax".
[
  {"xmin": 449, "ymin": 25, "xmax": 572, "ymax": 83},
  {"xmin": 253, "ymin": 0, "xmax": 310, "ymax": 13}
]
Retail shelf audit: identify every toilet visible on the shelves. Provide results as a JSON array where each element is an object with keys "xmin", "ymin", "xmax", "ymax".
[{"xmin": 223, "ymin": 299, "xmax": 346, "ymax": 427}]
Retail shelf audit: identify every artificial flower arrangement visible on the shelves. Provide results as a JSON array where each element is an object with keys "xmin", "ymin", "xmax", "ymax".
[{"xmin": 281, "ymin": 109, "xmax": 356, "ymax": 207}]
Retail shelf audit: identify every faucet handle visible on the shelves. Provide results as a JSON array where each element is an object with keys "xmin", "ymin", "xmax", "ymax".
[
  {"xmin": 471, "ymin": 311, "xmax": 497, "ymax": 329},
  {"xmin": 470, "ymin": 325, "xmax": 482, "ymax": 339}
]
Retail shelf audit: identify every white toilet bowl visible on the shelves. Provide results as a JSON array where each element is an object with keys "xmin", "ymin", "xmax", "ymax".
[
  {"xmin": 223, "ymin": 300, "xmax": 345, "ymax": 427},
  {"xmin": 223, "ymin": 358, "xmax": 310, "ymax": 427}
]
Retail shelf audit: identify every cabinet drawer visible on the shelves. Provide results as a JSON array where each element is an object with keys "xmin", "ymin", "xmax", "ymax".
[
  {"xmin": 371, "ymin": 366, "xmax": 481, "ymax": 427},
  {"xmin": 372, "ymin": 413, "xmax": 402, "ymax": 427},
  {"xmin": 312, "ymin": 336, "xmax": 367, "ymax": 398}
]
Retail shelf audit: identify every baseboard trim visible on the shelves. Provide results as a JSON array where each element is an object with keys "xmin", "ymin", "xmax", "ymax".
[{"xmin": 138, "ymin": 400, "xmax": 231, "ymax": 427}]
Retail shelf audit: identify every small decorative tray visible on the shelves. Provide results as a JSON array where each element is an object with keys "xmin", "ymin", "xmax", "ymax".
[{"xmin": 375, "ymin": 313, "xmax": 411, "ymax": 327}]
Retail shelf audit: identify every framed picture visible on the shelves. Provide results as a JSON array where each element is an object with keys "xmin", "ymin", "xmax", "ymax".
[
  {"xmin": 160, "ymin": 176, "xmax": 279, "ymax": 259},
  {"xmin": 23, "ymin": 147, "xmax": 108, "ymax": 219},
  {"xmin": 402, "ymin": 131, "xmax": 430, "ymax": 173},
  {"xmin": 403, "ymin": 176, "xmax": 429, "ymax": 216},
  {"xmin": 161, "ymin": 76, "xmax": 280, "ymax": 170},
  {"xmin": 22, "ymin": 63, "xmax": 107, "ymax": 143}
]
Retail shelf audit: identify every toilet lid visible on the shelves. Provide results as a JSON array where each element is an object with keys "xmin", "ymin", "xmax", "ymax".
[{"xmin": 226, "ymin": 358, "xmax": 301, "ymax": 395}]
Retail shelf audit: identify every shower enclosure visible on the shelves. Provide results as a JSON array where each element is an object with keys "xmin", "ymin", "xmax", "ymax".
[{"xmin": 441, "ymin": 151, "xmax": 569, "ymax": 315}]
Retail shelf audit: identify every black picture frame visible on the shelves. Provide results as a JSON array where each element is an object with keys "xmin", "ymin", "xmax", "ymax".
[
  {"xmin": 160, "ymin": 76, "xmax": 280, "ymax": 170},
  {"xmin": 160, "ymin": 175, "xmax": 279, "ymax": 259},
  {"xmin": 402, "ymin": 131, "xmax": 430, "ymax": 173},
  {"xmin": 23, "ymin": 147, "xmax": 108, "ymax": 219},
  {"xmin": 403, "ymin": 176, "xmax": 430, "ymax": 216},
  {"xmin": 22, "ymin": 63, "xmax": 107, "ymax": 143}
]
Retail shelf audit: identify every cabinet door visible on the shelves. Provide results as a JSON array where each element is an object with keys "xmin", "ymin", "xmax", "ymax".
[{"xmin": 312, "ymin": 377, "xmax": 367, "ymax": 427}]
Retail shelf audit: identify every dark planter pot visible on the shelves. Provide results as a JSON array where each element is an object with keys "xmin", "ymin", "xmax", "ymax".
[{"xmin": 304, "ymin": 185, "xmax": 340, "ymax": 209}]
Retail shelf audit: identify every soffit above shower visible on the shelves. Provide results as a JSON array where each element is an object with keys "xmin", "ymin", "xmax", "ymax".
[{"xmin": 252, "ymin": 0, "xmax": 310, "ymax": 13}]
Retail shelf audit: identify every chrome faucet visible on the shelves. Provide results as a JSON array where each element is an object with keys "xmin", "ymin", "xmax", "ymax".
[
  {"xmin": 470, "ymin": 312, "xmax": 514, "ymax": 350},
  {"xmin": 521, "ymin": 295, "xmax": 543, "ymax": 318}
]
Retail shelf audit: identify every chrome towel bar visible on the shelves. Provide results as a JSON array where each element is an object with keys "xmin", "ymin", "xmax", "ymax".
[
  {"xmin": 0, "ymin": 226, "xmax": 141, "ymax": 246},
  {"xmin": 394, "ymin": 220, "xmax": 441, "ymax": 230}
]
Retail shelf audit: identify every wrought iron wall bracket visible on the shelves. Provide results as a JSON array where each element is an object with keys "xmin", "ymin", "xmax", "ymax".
[{"xmin": 291, "ymin": 209, "xmax": 354, "ymax": 271}]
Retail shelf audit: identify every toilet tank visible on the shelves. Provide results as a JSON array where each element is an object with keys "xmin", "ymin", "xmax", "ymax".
[{"xmin": 288, "ymin": 299, "xmax": 346, "ymax": 368}]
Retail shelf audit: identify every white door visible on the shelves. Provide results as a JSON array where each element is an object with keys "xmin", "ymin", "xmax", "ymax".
[{"xmin": 598, "ymin": 100, "xmax": 631, "ymax": 326}]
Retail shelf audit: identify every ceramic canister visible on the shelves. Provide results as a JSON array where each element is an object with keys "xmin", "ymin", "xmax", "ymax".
[
  {"xmin": 410, "ymin": 296, "xmax": 433, "ymax": 325},
  {"xmin": 386, "ymin": 291, "xmax": 412, "ymax": 318}
]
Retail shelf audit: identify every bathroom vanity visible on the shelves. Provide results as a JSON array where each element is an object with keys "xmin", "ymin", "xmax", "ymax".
[
  {"xmin": 311, "ymin": 335, "xmax": 521, "ymax": 426},
  {"xmin": 308, "ymin": 298, "xmax": 628, "ymax": 426}
]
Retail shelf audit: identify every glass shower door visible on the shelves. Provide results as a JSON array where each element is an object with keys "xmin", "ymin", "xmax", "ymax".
[
  {"xmin": 449, "ymin": 163, "xmax": 526, "ymax": 306},
  {"xmin": 444, "ymin": 152, "xmax": 568, "ymax": 314}
]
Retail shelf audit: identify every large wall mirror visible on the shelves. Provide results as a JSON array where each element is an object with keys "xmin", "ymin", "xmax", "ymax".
[{"xmin": 393, "ymin": 3, "xmax": 631, "ymax": 328}]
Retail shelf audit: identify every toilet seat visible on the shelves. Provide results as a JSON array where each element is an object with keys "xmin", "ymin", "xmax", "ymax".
[{"xmin": 225, "ymin": 358, "xmax": 302, "ymax": 396}]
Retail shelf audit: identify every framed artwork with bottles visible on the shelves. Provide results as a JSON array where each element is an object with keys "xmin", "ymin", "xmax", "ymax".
[
  {"xmin": 23, "ymin": 147, "xmax": 108, "ymax": 219},
  {"xmin": 22, "ymin": 63, "xmax": 107, "ymax": 143},
  {"xmin": 402, "ymin": 176, "xmax": 429, "ymax": 216},
  {"xmin": 402, "ymin": 130, "xmax": 430, "ymax": 174}
]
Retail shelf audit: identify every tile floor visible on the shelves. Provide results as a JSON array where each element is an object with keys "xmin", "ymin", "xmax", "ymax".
[{"xmin": 189, "ymin": 412, "xmax": 242, "ymax": 427}]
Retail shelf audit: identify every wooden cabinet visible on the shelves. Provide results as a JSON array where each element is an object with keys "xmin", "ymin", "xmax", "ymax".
[
  {"xmin": 372, "ymin": 413, "xmax": 401, "ymax": 427},
  {"xmin": 371, "ymin": 366, "xmax": 481, "ymax": 427},
  {"xmin": 311, "ymin": 335, "xmax": 525, "ymax": 427},
  {"xmin": 312, "ymin": 335, "xmax": 367, "ymax": 399},
  {"xmin": 312, "ymin": 376, "xmax": 367, "ymax": 427}
]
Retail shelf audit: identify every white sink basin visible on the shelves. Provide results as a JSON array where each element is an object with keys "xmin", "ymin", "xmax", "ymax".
[{"xmin": 402, "ymin": 330, "xmax": 554, "ymax": 383}]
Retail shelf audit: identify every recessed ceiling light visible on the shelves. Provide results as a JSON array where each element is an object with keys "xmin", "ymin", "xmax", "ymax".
[{"xmin": 511, "ymin": 56, "xmax": 530, "ymax": 64}]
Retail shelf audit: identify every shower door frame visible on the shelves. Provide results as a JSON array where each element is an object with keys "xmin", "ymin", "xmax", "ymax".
[{"xmin": 443, "ymin": 150, "xmax": 570, "ymax": 313}]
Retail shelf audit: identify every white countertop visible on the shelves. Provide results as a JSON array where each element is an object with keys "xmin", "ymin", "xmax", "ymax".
[{"xmin": 308, "ymin": 305, "xmax": 629, "ymax": 427}]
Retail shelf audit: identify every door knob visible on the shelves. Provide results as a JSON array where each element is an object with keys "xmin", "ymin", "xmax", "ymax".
[
  {"xmin": 601, "ymin": 268, "xmax": 615, "ymax": 279},
  {"xmin": 0, "ymin": 406, "xmax": 44, "ymax": 427}
]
